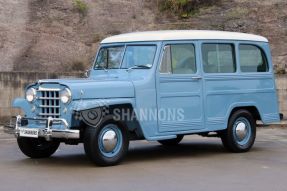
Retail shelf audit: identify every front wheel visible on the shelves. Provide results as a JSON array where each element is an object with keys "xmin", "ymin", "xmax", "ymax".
[
  {"xmin": 220, "ymin": 109, "xmax": 256, "ymax": 152},
  {"xmin": 84, "ymin": 120, "xmax": 129, "ymax": 166},
  {"xmin": 17, "ymin": 137, "xmax": 60, "ymax": 158}
]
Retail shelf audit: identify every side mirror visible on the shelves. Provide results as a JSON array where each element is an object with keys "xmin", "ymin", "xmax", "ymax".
[{"xmin": 85, "ymin": 69, "xmax": 91, "ymax": 78}]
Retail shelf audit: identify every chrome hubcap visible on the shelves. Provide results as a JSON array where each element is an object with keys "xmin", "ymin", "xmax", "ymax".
[
  {"xmin": 235, "ymin": 122, "xmax": 248, "ymax": 141},
  {"xmin": 102, "ymin": 130, "xmax": 118, "ymax": 153}
]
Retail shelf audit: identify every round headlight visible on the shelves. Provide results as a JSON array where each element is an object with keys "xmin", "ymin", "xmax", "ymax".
[
  {"xmin": 26, "ymin": 88, "xmax": 36, "ymax": 102},
  {"xmin": 60, "ymin": 88, "xmax": 72, "ymax": 104}
]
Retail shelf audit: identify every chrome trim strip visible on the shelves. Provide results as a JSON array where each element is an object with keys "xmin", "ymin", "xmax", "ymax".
[
  {"xmin": 38, "ymin": 87, "xmax": 61, "ymax": 91},
  {"xmin": 39, "ymin": 105, "xmax": 60, "ymax": 108},
  {"xmin": 38, "ymin": 113, "xmax": 61, "ymax": 116},
  {"xmin": 39, "ymin": 97, "xmax": 60, "ymax": 100}
]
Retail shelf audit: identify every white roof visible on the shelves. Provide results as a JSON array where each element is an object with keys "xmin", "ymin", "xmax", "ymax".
[{"xmin": 101, "ymin": 30, "xmax": 268, "ymax": 44}]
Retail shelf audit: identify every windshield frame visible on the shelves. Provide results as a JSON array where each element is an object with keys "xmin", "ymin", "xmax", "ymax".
[{"xmin": 93, "ymin": 43, "xmax": 158, "ymax": 70}]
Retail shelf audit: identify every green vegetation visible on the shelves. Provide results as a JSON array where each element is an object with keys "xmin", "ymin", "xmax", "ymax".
[
  {"xmin": 159, "ymin": 0, "xmax": 219, "ymax": 18},
  {"xmin": 73, "ymin": 0, "xmax": 88, "ymax": 15}
]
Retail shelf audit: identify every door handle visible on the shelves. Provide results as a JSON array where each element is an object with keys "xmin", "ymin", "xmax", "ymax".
[{"xmin": 191, "ymin": 76, "xmax": 202, "ymax": 80}]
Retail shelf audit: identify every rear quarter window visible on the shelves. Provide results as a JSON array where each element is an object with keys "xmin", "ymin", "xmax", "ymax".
[{"xmin": 239, "ymin": 44, "xmax": 269, "ymax": 72}]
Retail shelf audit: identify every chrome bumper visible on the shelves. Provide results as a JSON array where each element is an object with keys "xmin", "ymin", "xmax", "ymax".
[{"xmin": 4, "ymin": 115, "xmax": 80, "ymax": 140}]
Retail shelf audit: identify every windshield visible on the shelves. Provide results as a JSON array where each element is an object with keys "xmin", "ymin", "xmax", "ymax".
[{"xmin": 94, "ymin": 45, "xmax": 157, "ymax": 69}]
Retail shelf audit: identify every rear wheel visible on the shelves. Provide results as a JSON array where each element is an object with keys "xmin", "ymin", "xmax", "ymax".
[
  {"xmin": 220, "ymin": 109, "xmax": 256, "ymax": 152},
  {"xmin": 84, "ymin": 120, "xmax": 129, "ymax": 166},
  {"xmin": 17, "ymin": 137, "xmax": 60, "ymax": 158},
  {"xmin": 158, "ymin": 135, "xmax": 184, "ymax": 146}
]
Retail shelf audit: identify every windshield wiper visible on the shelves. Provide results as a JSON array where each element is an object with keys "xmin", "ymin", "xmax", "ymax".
[{"xmin": 126, "ymin": 64, "xmax": 152, "ymax": 72}]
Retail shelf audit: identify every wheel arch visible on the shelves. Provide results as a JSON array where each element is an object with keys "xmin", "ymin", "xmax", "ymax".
[
  {"xmin": 74, "ymin": 102, "xmax": 144, "ymax": 140},
  {"xmin": 228, "ymin": 106, "xmax": 262, "ymax": 122}
]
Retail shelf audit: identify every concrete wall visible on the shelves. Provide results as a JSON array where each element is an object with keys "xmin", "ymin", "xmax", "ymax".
[
  {"xmin": 0, "ymin": 72, "xmax": 82, "ymax": 123},
  {"xmin": 0, "ymin": 72, "xmax": 286, "ymax": 123},
  {"xmin": 276, "ymin": 75, "xmax": 287, "ymax": 119}
]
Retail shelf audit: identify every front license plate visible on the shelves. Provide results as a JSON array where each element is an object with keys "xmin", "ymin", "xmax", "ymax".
[{"xmin": 19, "ymin": 128, "xmax": 39, "ymax": 138}]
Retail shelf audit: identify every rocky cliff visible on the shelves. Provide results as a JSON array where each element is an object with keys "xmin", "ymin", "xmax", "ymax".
[{"xmin": 0, "ymin": 0, "xmax": 286, "ymax": 73}]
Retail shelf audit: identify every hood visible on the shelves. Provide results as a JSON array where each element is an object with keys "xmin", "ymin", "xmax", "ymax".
[{"xmin": 38, "ymin": 77, "xmax": 135, "ymax": 100}]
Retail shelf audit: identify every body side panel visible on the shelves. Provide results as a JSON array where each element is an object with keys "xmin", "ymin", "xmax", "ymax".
[{"xmin": 200, "ymin": 40, "xmax": 279, "ymax": 132}]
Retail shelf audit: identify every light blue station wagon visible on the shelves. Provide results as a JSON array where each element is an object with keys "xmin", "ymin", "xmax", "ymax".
[{"xmin": 5, "ymin": 30, "xmax": 282, "ymax": 166}]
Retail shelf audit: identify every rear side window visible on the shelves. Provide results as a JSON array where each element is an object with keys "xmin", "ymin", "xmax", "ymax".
[
  {"xmin": 239, "ymin": 45, "xmax": 268, "ymax": 72},
  {"xmin": 160, "ymin": 44, "xmax": 196, "ymax": 74},
  {"xmin": 202, "ymin": 44, "xmax": 236, "ymax": 73}
]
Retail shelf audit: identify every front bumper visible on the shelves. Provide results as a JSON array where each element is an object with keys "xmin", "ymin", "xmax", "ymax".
[{"xmin": 4, "ymin": 115, "xmax": 80, "ymax": 140}]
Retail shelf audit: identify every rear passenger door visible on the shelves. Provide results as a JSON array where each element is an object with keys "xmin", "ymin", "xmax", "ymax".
[
  {"xmin": 156, "ymin": 42, "xmax": 204, "ymax": 132},
  {"xmin": 201, "ymin": 42, "xmax": 237, "ymax": 130}
]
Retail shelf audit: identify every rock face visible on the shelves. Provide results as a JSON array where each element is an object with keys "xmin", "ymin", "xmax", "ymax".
[
  {"xmin": 0, "ymin": 0, "xmax": 286, "ymax": 72},
  {"xmin": 0, "ymin": 0, "xmax": 29, "ymax": 71}
]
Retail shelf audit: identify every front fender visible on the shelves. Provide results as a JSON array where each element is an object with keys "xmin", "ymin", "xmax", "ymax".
[
  {"xmin": 12, "ymin": 98, "xmax": 33, "ymax": 116},
  {"xmin": 12, "ymin": 98, "xmax": 28, "ymax": 108},
  {"xmin": 70, "ymin": 98, "xmax": 136, "ymax": 111}
]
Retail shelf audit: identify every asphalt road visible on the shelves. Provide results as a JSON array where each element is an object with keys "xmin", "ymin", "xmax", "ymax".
[{"xmin": 1, "ymin": 127, "xmax": 287, "ymax": 191}]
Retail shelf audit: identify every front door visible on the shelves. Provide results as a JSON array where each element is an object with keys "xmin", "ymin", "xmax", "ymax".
[{"xmin": 156, "ymin": 42, "xmax": 204, "ymax": 132}]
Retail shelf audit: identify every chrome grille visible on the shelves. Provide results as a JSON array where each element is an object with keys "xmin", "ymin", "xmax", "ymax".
[{"xmin": 38, "ymin": 89, "xmax": 60, "ymax": 118}]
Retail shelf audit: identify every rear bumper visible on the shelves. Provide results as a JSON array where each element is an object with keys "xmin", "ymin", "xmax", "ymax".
[{"xmin": 4, "ymin": 115, "xmax": 80, "ymax": 140}]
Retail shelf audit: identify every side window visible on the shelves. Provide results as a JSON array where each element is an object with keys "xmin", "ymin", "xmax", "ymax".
[
  {"xmin": 160, "ymin": 44, "xmax": 196, "ymax": 74},
  {"xmin": 202, "ymin": 44, "xmax": 236, "ymax": 73},
  {"xmin": 239, "ymin": 45, "xmax": 268, "ymax": 72}
]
